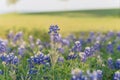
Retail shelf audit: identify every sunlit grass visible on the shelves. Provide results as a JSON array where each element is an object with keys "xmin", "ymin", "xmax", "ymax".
[{"xmin": 0, "ymin": 9, "xmax": 120, "ymax": 36}]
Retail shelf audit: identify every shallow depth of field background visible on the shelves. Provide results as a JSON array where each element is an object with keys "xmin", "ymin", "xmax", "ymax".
[{"xmin": 0, "ymin": 0, "xmax": 120, "ymax": 37}]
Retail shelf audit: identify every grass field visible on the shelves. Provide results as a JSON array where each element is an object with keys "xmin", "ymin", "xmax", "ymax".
[{"xmin": 0, "ymin": 8, "xmax": 120, "ymax": 36}]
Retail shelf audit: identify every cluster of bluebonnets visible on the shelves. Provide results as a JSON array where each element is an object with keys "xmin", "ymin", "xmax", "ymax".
[{"xmin": 1, "ymin": 25, "xmax": 120, "ymax": 80}]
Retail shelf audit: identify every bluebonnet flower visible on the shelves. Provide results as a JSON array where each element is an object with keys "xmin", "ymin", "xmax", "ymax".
[
  {"xmin": 48, "ymin": 25, "xmax": 60, "ymax": 34},
  {"xmin": 117, "ymin": 32, "xmax": 120, "ymax": 37},
  {"xmin": 107, "ymin": 31, "xmax": 114, "ymax": 37},
  {"xmin": 96, "ymin": 70, "xmax": 103, "ymax": 80},
  {"xmin": 50, "ymin": 33, "xmax": 61, "ymax": 43},
  {"xmin": 86, "ymin": 32, "xmax": 95, "ymax": 43},
  {"xmin": 107, "ymin": 42, "xmax": 114, "ymax": 53},
  {"xmin": 28, "ymin": 52, "xmax": 50, "ymax": 65},
  {"xmin": 48, "ymin": 25, "xmax": 63, "ymax": 66},
  {"xmin": 8, "ymin": 52, "xmax": 15, "ymax": 60},
  {"xmin": 67, "ymin": 52, "xmax": 77, "ymax": 60},
  {"xmin": 89, "ymin": 71, "xmax": 98, "ymax": 80},
  {"xmin": 71, "ymin": 68, "xmax": 87, "ymax": 80},
  {"xmin": 33, "ymin": 54, "xmax": 45, "ymax": 64},
  {"xmin": 43, "ymin": 54, "xmax": 50, "ymax": 62},
  {"xmin": 0, "ymin": 40, "xmax": 7, "ymax": 54},
  {"xmin": 117, "ymin": 45, "xmax": 120, "ymax": 51},
  {"xmin": 90, "ymin": 47, "xmax": 95, "ymax": 56},
  {"xmin": 18, "ymin": 45, "xmax": 25, "ymax": 56},
  {"xmin": 28, "ymin": 69, "xmax": 38, "ymax": 74},
  {"xmin": 93, "ymin": 41, "xmax": 101, "ymax": 51},
  {"xmin": 79, "ymin": 47, "xmax": 94, "ymax": 62},
  {"xmin": 86, "ymin": 38, "xmax": 92, "ymax": 43},
  {"xmin": 1, "ymin": 54, "xmax": 7, "ymax": 61},
  {"xmin": 85, "ymin": 46, "xmax": 95, "ymax": 57},
  {"xmin": 13, "ymin": 31, "xmax": 23, "ymax": 43},
  {"xmin": 107, "ymin": 57, "xmax": 114, "ymax": 69},
  {"xmin": 57, "ymin": 48, "xmax": 64, "ymax": 53},
  {"xmin": 79, "ymin": 52, "xmax": 87, "ymax": 62},
  {"xmin": 79, "ymin": 38, "xmax": 85, "ymax": 45},
  {"xmin": 12, "ymin": 56, "xmax": 19, "ymax": 65},
  {"xmin": 57, "ymin": 57, "xmax": 64, "ymax": 63},
  {"xmin": 84, "ymin": 47, "xmax": 91, "ymax": 57},
  {"xmin": 28, "ymin": 52, "xmax": 50, "ymax": 75},
  {"xmin": 8, "ymin": 53, "xmax": 19, "ymax": 65},
  {"xmin": 27, "ymin": 57, "xmax": 34, "ymax": 69},
  {"xmin": 61, "ymin": 39, "xmax": 70, "ymax": 46},
  {"xmin": 115, "ymin": 59, "xmax": 120, "ymax": 69},
  {"xmin": 48, "ymin": 25, "xmax": 61, "ymax": 43},
  {"xmin": 96, "ymin": 36, "xmax": 102, "ymax": 42},
  {"xmin": 90, "ymin": 32, "xmax": 95, "ymax": 37},
  {"xmin": 1, "ymin": 53, "xmax": 19, "ymax": 65},
  {"xmin": 72, "ymin": 41, "xmax": 82, "ymax": 52},
  {"xmin": 113, "ymin": 71, "xmax": 120, "ymax": 80},
  {"xmin": 88, "ymin": 70, "xmax": 103, "ymax": 80}
]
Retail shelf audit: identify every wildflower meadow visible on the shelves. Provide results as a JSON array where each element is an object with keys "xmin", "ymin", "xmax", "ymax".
[{"xmin": 0, "ymin": 25, "xmax": 120, "ymax": 80}]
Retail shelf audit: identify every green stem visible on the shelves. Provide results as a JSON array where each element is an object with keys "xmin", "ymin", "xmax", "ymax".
[{"xmin": 36, "ymin": 65, "xmax": 41, "ymax": 80}]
